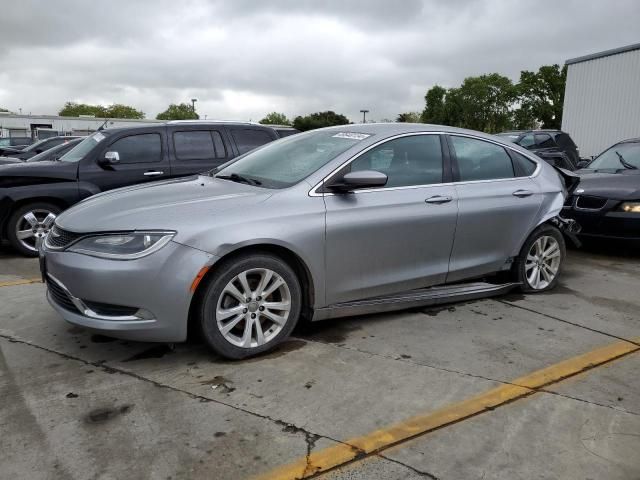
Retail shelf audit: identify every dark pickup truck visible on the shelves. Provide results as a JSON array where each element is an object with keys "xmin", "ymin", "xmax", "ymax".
[{"xmin": 0, "ymin": 121, "xmax": 294, "ymax": 255}]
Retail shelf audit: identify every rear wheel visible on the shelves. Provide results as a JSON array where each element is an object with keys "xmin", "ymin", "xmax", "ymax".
[
  {"xmin": 197, "ymin": 253, "xmax": 302, "ymax": 359},
  {"xmin": 7, "ymin": 202, "xmax": 61, "ymax": 257},
  {"xmin": 514, "ymin": 224, "xmax": 565, "ymax": 293}
]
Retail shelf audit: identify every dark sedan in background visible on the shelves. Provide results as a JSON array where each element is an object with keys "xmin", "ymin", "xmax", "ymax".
[
  {"xmin": 497, "ymin": 130, "xmax": 579, "ymax": 170},
  {"xmin": 563, "ymin": 138, "xmax": 640, "ymax": 241},
  {"xmin": 0, "ymin": 136, "xmax": 81, "ymax": 159},
  {"xmin": 0, "ymin": 138, "xmax": 84, "ymax": 166}
]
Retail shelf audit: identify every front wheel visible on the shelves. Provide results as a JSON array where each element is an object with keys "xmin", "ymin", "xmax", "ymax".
[
  {"xmin": 197, "ymin": 253, "xmax": 302, "ymax": 359},
  {"xmin": 514, "ymin": 225, "xmax": 565, "ymax": 293},
  {"xmin": 7, "ymin": 202, "xmax": 61, "ymax": 257}
]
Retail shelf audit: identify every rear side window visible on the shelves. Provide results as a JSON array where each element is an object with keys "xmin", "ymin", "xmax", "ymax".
[
  {"xmin": 173, "ymin": 131, "xmax": 226, "ymax": 160},
  {"xmin": 519, "ymin": 133, "xmax": 535, "ymax": 148},
  {"xmin": 555, "ymin": 133, "xmax": 576, "ymax": 150},
  {"xmin": 232, "ymin": 129, "xmax": 274, "ymax": 154},
  {"xmin": 511, "ymin": 151, "xmax": 537, "ymax": 176},
  {"xmin": 535, "ymin": 133, "xmax": 555, "ymax": 148},
  {"xmin": 108, "ymin": 133, "xmax": 162, "ymax": 164},
  {"xmin": 451, "ymin": 136, "xmax": 514, "ymax": 181}
]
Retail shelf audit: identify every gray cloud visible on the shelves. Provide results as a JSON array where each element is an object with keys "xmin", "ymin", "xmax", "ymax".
[{"xmin": 0, "ymin": 0, "xmax": 638, "ymax": 121}]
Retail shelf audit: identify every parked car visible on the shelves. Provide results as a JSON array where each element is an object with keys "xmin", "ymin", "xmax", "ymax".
[
  {"xmin": 41, "ymin": 124, "xmax": 579, "ymax": 359},
  {"xmin": 0, "ymin": 136, "xmax": 81, "ymax": 159},
  {"xmin": 270, "ymin": 125, "xmax": 300, "ymax": 138},
  {"xmin": 562, "ymin": 137, "xmax": 640, "ymax": 240},
  {"xmin": 0, "ymin": 122, "xmax": 281, "ymax": 255},
  {"xmin": 0, "ymin": 138, "xmax": 84, "ymax": 166},
  {"xmin": 0, "ymin": 137, "xmax": 32, "ymax": 149},
  {"xmin": 496, "ymin": 130, "xmax": 579, "ymax": 170}
]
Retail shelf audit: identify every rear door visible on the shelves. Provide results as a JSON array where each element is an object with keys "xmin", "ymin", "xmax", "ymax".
[
  {"xmin": 447, "ymin": 134, "xmax": 543, "ymax": 282},
  {"xmin": 324, "ymin": 133, "xmax": 458, "ymax": 305},
  {"xmin": 227, "ymin": 126, "xmax": 278, "ymax": 155},
  {"xmin": 169, "ymin": 127, "xmax": 232, "ymax": 177},
  {"xmin": 78, "ymin": 128, "xmax": 171, "ymax": 192}
]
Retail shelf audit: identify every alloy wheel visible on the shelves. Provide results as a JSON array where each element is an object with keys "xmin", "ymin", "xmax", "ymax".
[
  {"xmin": 524, "ymin": 235, "xmax": 561, "ymax": 290},
  {"xmin": 15, "ymin": 209, "xmax": 57, "ymax": 253},
  {"xmin": 216, "ymin": 268, "xmax": 292, "ymax": 348}
]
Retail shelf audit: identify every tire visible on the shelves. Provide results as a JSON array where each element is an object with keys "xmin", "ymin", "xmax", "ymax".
[
  {"xmin": 514, "ymin": 224, "xmax": 566, "ymax": 293},
  {"xmin": 197, "ymin": 253, "xmax": 302, "ymax": 359},
  {"xmin": 7, "ymin": 202, "xmax": 61, "ymax": 257}
]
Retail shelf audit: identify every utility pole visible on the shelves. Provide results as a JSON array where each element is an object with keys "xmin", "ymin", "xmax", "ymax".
[
  {"xmin": 191, "ymin": 98, "xmax": 198, "ymax": 114},
  {"xmin": 360, "ymin": 109, "xmax": 369, "ymax": 123}
]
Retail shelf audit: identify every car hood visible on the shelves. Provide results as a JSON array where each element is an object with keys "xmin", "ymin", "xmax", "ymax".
[
  {"xmin": 56, "ymin": 175, "xmax": 273, "ymax": 236},
  {"xmin": 574, "ymin": 170, "xmax": 640, "ymax": 200},
  {"xmin": 0, "ymin": 160, "xmax": 78, "ymax": 182}
]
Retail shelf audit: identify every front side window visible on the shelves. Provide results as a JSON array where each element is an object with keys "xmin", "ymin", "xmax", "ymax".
[
  {"xmin": 232, "ymin": 129, "xmax": 274, "ymax": 154},
  {"xmin": 588, "ymin": 142, "xmax": 640, "ymax": 170},
  {"xmin": 349, "ymin": 135, "xmax": 443, "ymax": 187},
  {"xmin": 107, "ymin": 133, "xmax": 162, "ymax": 164},
  {"xmin": 217, "ymin": 130, "xmax": 369, "ymax": 189},
  {"xmin": 451, "ymin": 136, "xmax": 514, "ymax": 181}
]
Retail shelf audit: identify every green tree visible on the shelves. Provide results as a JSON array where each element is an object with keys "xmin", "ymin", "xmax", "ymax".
[
  {"xmin": 58, "ymin": 102, "xmax": 144, "ymax": 119},
  {"xmin": 396, "ymin": 112, "xmax": 421, "ymax": 123},
  {"xmin": 292, "ymin": 111, "xmax": 350, "ymax": 131},
  {"xmin": 0, "ymin": 107, "xmax": 9, "ymax": 112},
  {"xmin": 156, "ymin": 103, "xmax": 199, "ymax": 120},
  {"xmin": 455, "ymin": 73, "xmax": 517, "ymax": 133},
  {"xmin": 259, "ymin": 112, "xmax": 290, "ymax": 125},
  {"xmin": 517, "ymin": 64, "xmax": 566, "ymax": 129},
  {"xmin": 420, "ymin": 85, "xmax": 447, "ymax": 124}
]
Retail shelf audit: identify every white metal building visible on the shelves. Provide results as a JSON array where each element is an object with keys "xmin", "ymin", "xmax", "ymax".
[
  {"xmin": 561, "ymin": 42, "xmax": 640, "ymax": 158},
  {"xmin": 0, "ymin": 113, "xmax": 163, "ymax": 140}
]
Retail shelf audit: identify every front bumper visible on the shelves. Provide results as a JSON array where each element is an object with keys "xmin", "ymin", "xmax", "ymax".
[
  {"xmin": 42, "ymin": 240, "xmax": 215, "ymax": 342},
  {"xmin": 562, "ymin": 199, "xmax": 640, "ymax": 240}
]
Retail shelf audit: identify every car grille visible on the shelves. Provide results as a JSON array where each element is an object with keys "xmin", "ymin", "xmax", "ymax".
[
  {"xmin": 46, "ymin": 277, "xmax": 81, "ymax": 314},
  {"xmin": 47, "ymin": 225, "xmax": 83, "ymax": 249},
  {"xmin": 576, "ymin": 195, "xmax": 607, "ymax": 210}
]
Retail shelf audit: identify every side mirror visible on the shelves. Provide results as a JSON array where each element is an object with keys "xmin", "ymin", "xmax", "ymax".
[
  {"xmin": 329, "ymin": 170, "xmax": 388, "ymax": 192},
  {"xmin": 100, "ymin": 151, "xmax": 120, "ymax": 166},
  {"xmin": 576, "ymin": 160, "xmax": 590, "ymax": 169}
]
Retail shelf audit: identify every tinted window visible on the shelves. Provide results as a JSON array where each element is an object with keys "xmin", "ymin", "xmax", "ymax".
[
  {"xmin": 519, "ymin": 134, "xmax": 535, "ymax": 148},
  {"xmin": 108, "ymin": 133, "xmax": 162, "ymax": 164},
  {"xmin": 232, "ymin": 129, "xmax": 273, "ymax": 154},
  {"xmin": 174, "ymin": 131, "xmax": 215, "ymax": 160},
  {"xmin": 555, "ymin": 133, "xmax": 576, "ymax": 150},
  {"xmin": 535, "ymin": 133, "xmax": 555, "ymax": 148},
  {"xmin": 451, "ymin": 136, "xmax": 514, "ymax": 181},
  {"xmin": 511, "ymin": 151, "xmax": 537, "ymax": 176},
  {"xmin": 350, "ymin": 135, "xmax": 443, "ymax": 187}
]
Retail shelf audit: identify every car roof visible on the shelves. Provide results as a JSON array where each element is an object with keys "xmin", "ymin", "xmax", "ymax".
[{"xmin": 100, "ymin": 121, "xmax": 272, "ymax": 136}]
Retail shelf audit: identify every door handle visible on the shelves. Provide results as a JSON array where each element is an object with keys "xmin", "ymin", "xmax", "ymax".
[
  {"xmin": 512, "ymin": 189, "xmax": 534, "ymax": 198},
  {"xmin": 425, "ymin": 195, "xmax": 452, "ymax": 204},
  {"xmin": 144, "ymin": 171, "xmax": 164, "ymax": 177}
]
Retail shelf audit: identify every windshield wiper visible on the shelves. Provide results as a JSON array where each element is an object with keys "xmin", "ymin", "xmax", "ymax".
[
  {"xmin": 615, "ymin": 151, "xmax": 637, "ymax": 170},
  {"xmin": 216, "ymin": 173, "xmax": 262, "ymax": 186}
]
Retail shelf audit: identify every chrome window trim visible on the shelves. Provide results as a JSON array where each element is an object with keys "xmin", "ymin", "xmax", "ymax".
[
  {"xmin": 46, "ymin": 273, "xmax": 154, "ymax": 322},
  {"xmin": 308, "ymin": 131, "xmax": 541, "ymax": 197}
]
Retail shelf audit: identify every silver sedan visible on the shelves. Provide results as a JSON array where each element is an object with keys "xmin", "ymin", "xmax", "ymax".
[{"xmin": 41, "ymin": 124, "xmax": 576, "ymax": 359}]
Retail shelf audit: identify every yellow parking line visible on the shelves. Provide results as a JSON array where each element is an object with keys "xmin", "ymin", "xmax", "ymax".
[
  {"xmin": 253, "ymin": 337, "xmax": 640, "ymax": 480},
  {"xmin": 0, "ymin": 278, "xmax": 42, "ymax": 288}
]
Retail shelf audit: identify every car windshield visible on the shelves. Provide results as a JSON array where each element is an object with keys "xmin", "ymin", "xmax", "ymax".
[
  {"xmin": 59, "ymin": 131, "xmax": 108, "ymax": 162},
  {"xmin": 21, "ymin": 137, "xmax": 51, "ymax": 152},
  {"xmin": 25, "ymin": 140, "xmax": 79, "ymax": 162},
  {"xmin": 215, "ymin": 130, "xmax": 371, "ymax": 188},
  {"xmin": 588, "ymin": 142, "xmax": 640, "ymax": 170}
]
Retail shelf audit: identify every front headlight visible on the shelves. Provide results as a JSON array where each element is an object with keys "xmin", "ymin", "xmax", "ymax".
[
  {"xmin": 68, "ymin": 231, "xmax": 175, "ymax": 259},
  {"xmin": 619, "ymin": 202, "xmax": 640, "ymax": 213}
]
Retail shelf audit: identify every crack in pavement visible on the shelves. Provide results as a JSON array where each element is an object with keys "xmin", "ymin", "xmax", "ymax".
[
  {"xmin": 376, "ymin": 453, "xmax": 440, "ymax": 479},
  {"xmin": 498, "ymin": 300, "xmax": 640, "ymax": 347}
]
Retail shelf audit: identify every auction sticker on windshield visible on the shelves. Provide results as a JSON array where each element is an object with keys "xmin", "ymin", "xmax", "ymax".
[
  {"xmin": 93, "ymin": 132, "xmax": 106, "ymax": 142},
  {"xmin": 332, "ymin": 132, "xmax": 371, "ymax": 140}
]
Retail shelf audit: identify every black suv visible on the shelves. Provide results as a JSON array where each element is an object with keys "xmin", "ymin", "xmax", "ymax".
[
  {"xmin": 0, "ymin": 121, "xmax": 282, "ymax": 255},
  {"xmin": 496, "ymin": 130, "xmax": 580, "ymax": 170}
]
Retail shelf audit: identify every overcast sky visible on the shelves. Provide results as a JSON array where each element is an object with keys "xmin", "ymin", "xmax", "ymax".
[{"xmin": 0, "ymin": 0, "xmax": 638, "ymax": 122}]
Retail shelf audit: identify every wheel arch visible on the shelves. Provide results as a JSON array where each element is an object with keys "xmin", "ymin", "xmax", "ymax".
[{"xmin": 187, "ymin": 242, "xmax": 317, "ymax": 340}]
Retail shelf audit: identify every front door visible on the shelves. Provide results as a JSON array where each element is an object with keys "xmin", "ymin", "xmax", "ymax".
[
  {"xmin": 79, "ymin": 128, "xmax": 171, "ymax": 194},
  {"xmin": 324, "ymin": 133, "xmax": 458, "ymax": 305}
]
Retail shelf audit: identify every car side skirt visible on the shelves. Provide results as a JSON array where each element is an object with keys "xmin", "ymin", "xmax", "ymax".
[{"xmin": 311, "ymin": 281, "xmax": 519, "ymax": 321}]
